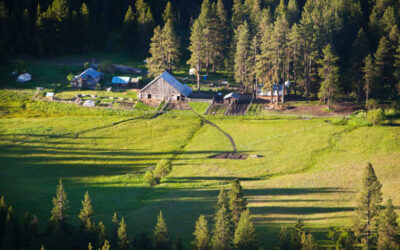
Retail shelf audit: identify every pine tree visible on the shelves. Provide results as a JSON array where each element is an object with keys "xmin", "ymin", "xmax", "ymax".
[
  {"xmin": 101, "ymin": 240, "xmax": 110, "ymax": 250},
  {"xmin": 135, "ymin": 0, "xmax": 154, "ymax": 57},
  {"xmin": 279, "ymin": 226, "xmax": 290, "ymax": 250},
  {"xmin": 154, "ymin": 211, "xmax": 170, "ymax": 250},
  {"xmin": 88, "ymin": 242, "xmax": 93, "ymax": 250},
  {"xmin": 147, "ymin": 26, "xmax": 164, "ymax": 76},
  {"xmin": 110, "ymin": 212, "xmax": 119, "ymax": 249},
  {"xmin": 363, "ymin": 54, "xmax": 375, "ymax": 107},
  {"xmin": 136, "ymin": 231, "xmax": 152, "ymax": 250},
  {"xmin": 229, "ymin": 179, "xmax": 247, "ymax": 228},
  {"xmin": 234, "ymin": 21, "xmax": 251, "ymax": 88},
  {"xmin": 50, "ymin": 179, "xmax": 69, "ymax": 223},
  {"xmin": 211, "ymin": 205, "xmax": 233, "ymax": 250},
  {"xmin": 215, "ymin": 0, "xmax": 229, "ymax": 70},
  {"xmin": 80, "ymin": 3, "xmax": 91, "ymax": 53},
  {"xmin": 318, "ymin": 44, "xmax": 340, "ymax": 108},
  {"xmin": 187, "ymin": 19, "xmax": 204, "ymax": 90},
  {"xmin": 162, "ymin": 19, "xmax": 180, "ymax": 72},
  {"xmin": 287, "ymin": 0, "xmax": 299, "ymax": 25},
  {"xmin": 351, "ymin": 28, "xmax": 369, "ymax": 102},
  {"xmin": 377, "ymin": 199, "xmax": 399, "ymax": 250},
  {"xmin": 198, "ymin": 0, "xmax": 214, "ymax": 75},
  {"xmin": 173, "ymin": 235, "xmax": 184, "ymax": 250},
  {"xmin": 233, "ymin": 209, "xmax": 257, "ymax": 250},
  {"xmin": 97, "ymin": 221, "xmax": 107, "ymax": 248},
  {"xmin": 192, "ymin": 215, "xmax": 210, "ymax": 250},
  {"xmin": 78, "ymin": 191, "xmax": 94, "ymax": 230},
  {"xmin": 288, "ymin": 23, "xmax": 303, "ymax": 95},
  {"xmin": 123, "ymin": 5, "xmax": 135, "ymax": 53},
  {"xmin": 217, "ymin": 189, "xmax": 230, "ymax": 211},
  {"xmin": 117, "ymin": 218, "xmax": 129, "ymax": 250},
  {"xmin": 352, "ymin": 162, "xmax": 383, "ymax": 250},
  {"xmin": 275, "ymin": 0, "xmax": 287, "ymax": 20},
  {"xmin": 232, "ymin": 0, "xmax": 244, "ymax": 30},
  {"xmin": 394, "ymin": 44, "xmax": 400, "ymax": 96},
  {"xmin": 374, "ymin": 36, "xmax": 395, "ymax": 97},
  {"xmin": 301, "ymin": 232, "xmax": 317, "ymax": 250},
  {"xmin": 290, "ymin": 219, "xmax": 306, "ymax": 249},
  {"xmin": 162, "ymin": 1, "xmax": 175, "ymax": 24}
]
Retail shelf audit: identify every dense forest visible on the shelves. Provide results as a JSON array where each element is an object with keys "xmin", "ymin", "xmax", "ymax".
[{"xmin": 0, "ymin": 0, "xmax": 400, "ymax": 103}]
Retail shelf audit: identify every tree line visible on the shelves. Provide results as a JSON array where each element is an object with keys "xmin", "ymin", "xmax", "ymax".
[
  {"xmin": 0, "ymin": 163, "xmax": 399, "ymax": 249},
  {"xmin": 146, "ymin": 0, "xmax": 400, "ymax": 105}
]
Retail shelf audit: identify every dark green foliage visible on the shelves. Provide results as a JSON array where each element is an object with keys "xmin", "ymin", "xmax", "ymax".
[
  {"xmin": 318, "ymin": 44, "xmax": 340, "ymax": 108},
  {"xmin": 50, "ymin": 179, "xmax": 69, "ymax": 223},
  {"xmin": 228, "ymin": 179, "xmax": 247, "ymax": 227},
  {"xmin": 135, "ymin": 231, "xmax": 152, "ymax": 250},
  {"xmin": 192, "ymin": 215, "xmax": 210, "ymax": 250},
  {"xmin": 78, "ymin": 191, "xmax": 94, "ymax": 230},
  {"xmin": 211, "ymin": 205, "xmax": 232, "ymax": 250},
  {"xmin": 352, "ymin": 162, "xmax": 383, "ymax": 250},
  {"xmin": 154, "ymin": 211, "xmax": 170, "ymax": 250},
  {"xmin": 233, "ymin": 209, "xmax": 257, "ymax": 250},
  {"xmin": 327, "ymin": 226, "xmax": 356, "ymax": 250},
  {"xmin": 300, "ymin": 232, "xmax": 317, "ymax": 250},
  {"xmin": 118, "ymin": 218, "xmax": 129, "ymax": 250},
  {"xmin": 172, "ymin": 235, "xmax": 184, "ymax": 250},
  {"xmin": 279, "ymin": 226, "xmax": 290, "ymax": 250},
  {"xmin": 377, "ymin": 199, "xmax": 399, "ymax": 250}
]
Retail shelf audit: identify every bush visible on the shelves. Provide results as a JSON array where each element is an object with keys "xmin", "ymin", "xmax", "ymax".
[
  {"xmin": 83, "ymin": 62, "xmax": 90, "ymax": 70},
  {"xmin": 367, "ymin": 109, "xmax": 385, "ymax": 125},
  {"xmin": 154, "ymin": 159, "xmax": 172, "ymax": 179},
  {"xmin": 366, "ymin": 99, "xmax": 378, "ymax": 110},
  {"xmin": 384, "ymin": 108, "xmax": 398, "ymax": 117},
  {"xmin": 143, "ymin": 170, "xmax": 157, "ymax": 186},
  {"xmin": 66, "ymin": 73, "xmax": 74, "ymax": 81}
]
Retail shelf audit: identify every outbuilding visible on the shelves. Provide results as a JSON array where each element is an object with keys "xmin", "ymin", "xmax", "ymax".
[
  {"xmin": 70, "ymin": 67, "xmax": 101, "ymax": 90},
  {"xmin": 138, "ymin": 71, "xmax": 192, "ymax": 101}
]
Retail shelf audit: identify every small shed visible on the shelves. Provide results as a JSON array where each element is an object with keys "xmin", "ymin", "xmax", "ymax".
[
  {"xmin": 46, "ymin": 92, "xmax": 54, "ymax": 101},
  {"xmin": 223, "ymin": 92, "xmax": 242, "ymax": 104},
  {"xmin": 138, "ymin": 71, "xmax": 192, "ymax": 101}
]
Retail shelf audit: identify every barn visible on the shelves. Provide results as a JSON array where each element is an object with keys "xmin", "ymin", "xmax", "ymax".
[
  {"xmin": 138, "ymin": 71, "xmax": 193, "ymax": 101},
  {"xmin": 70, "ymin": 67, "xmax": 101, "ymax": 90}
]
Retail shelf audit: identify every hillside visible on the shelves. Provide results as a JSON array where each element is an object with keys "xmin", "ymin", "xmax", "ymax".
[{"xmin": 0, "ymin": 92, "xmax": 399, "ymax": 248}]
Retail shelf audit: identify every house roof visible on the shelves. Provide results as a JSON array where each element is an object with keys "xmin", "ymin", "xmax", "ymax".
[
  {"xmin": 140, "ymin": 71, "xmax": 193, "ymax": 97},
  {"xmin": 76, "ymin": 67, "xmax": 101, "ymax": 80},
  {"xmin": 224, "ymin": 92, "xmax": 241, "ymax": 100},
  {"xmin": 46, "ymin": 92, "xmax": 54, "ymax": 97},
  {"xmin": 112, "ymin": 76, "xmax": 130, "ymax": 84}
]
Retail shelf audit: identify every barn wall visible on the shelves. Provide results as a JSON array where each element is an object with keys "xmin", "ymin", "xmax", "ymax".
[{"xmin": 139, "ymin": 78, "xmax": 181, "ymax": 100}]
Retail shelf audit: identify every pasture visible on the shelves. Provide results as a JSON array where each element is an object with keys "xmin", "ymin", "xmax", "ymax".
[{"xmin": 0, "ymin": 90, "xmax": 399, "ymax": 248}]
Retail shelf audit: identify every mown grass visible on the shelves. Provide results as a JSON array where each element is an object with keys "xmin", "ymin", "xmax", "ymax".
[
  {"xmin": 188, "ymin": 102, "xmax": 211, "ymax": 114},
  {"xmin": 0, "ymin": 94, "xmax": 400, "ymax": 248}
]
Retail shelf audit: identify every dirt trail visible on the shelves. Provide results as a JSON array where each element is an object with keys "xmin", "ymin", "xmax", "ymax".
[{"xmin": 189, "ymin": 110, "xmax": 237, "ymax": 153}]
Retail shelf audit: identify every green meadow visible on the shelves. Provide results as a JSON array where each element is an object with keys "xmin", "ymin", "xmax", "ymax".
[{"xmin": 0, "ymin": 89, "xmax": 400, "ymax": 248}]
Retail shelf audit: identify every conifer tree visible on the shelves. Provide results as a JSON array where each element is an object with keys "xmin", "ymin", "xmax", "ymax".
[
  {"xmin": 353, "ymin": 162, "xmax": 383, "ymax": 250},
  {"xmin": 377, "ymin": 199, "xmax": 399, "ymax": 250},
  {"xmin": 78, "ymin": 191, "xmax": 94, "ymax": 230},
  {"xmin": 97, "ymin": 221, "xmax": 107, "ymax": 248},
  {"xmin": 88, "ymin": 242, "xmax": 93, "ymax": 250},
  {"xmin": 154, "ymin": 211, "xmax": 170, "ymax": 250},
  {"xmin": 287, "ymin": 0, "xmax": 299, "ymax": 25},
  {"xmin": 123, "ymin": 5, "xmax": 135, "ymax": 53},
  {"xmin": 80, "ymin": 3, "xmax": 90, "ymax": 53},
  {"xmin": 301, "ymin": 232, "xmax": 317, "ymax": 250},
  {"xmin": 351, "ymin": 28, "xmax": 370, "ymax": 102},
  {"xmin": 198, "ymin": 0, "xmax": 214, "ymax": 75},
  {"xmin": 117, "ymin": 218, "xmax": 129, "ymax": 250},
  {"xmin": 234, "ymin": 21, "xmax": 251, "ymax": 88},
  {"xmin": 162, "ymin": 19, "xmax": 180, "ymax": 72},
  {"xmin": 288, "ymin": 23, "xmax": 303, "ymax": 95},
  {"xmin": 173, "ymin": 235, "xmax": 184, "ymax": 250},
  {"xmin": 110, "ymin": 212, "xmax": 119, "ymax": 249},
  {"xmin": 233, "ymin": 209, "xmax": 257, "ymax": 250},
  {"xmin": 162, "ymin": 2, "xmax": 175, "ymax": 25},
  {"xmin": 275, "ymin": 0, "xmax": 287, "ymax": 20},
  {"xmin": 290, "ymin": 219, "xmax": 306, "ymax": 249},
  {"xmin": 394, "ymin": 44, "xmax": 400, "ymax": 96},
  {"xmin": 215, "ymin": 0, "xmax": 230, "ymax": 70},
  {"xmin": 136, "ymin": 231, "xmax": 152, "ymax": 250},
  {"xmin": 217, "ymin": 189, "xmax": 230, "ymax": 211},
  {"xmin": 279, "ymin": 226, "xmax": 290, "ymax": 250},
  {"xmin": 229, "ymin": 179, "xmax": 247, "ymax": 228},
  {"xmin": 147, "ymin": 26, "xmax": 165, "ymax": 76},
  {"xmin": 232, "ymin": 0, "xmax": 244, "ymax": 30},
  {"xmin": 135, "ymin": 0, "xmax": 154, "ymax": 57},
  {"xmin": 211, "ymin": 205, "xmax": 233, "ymax": 250},
  {"xmin": 192, "ymin": 215, "xmax": 210, "ymax": 250},
  {"xmin": 318, "ymin": 44, "xmax": 340, "ymax": 108},
  {"xmin": 101, "ymin": 240, "xmax": 110, "ymax": 250},
  {"xmin": 187, "ymin": 19, "xmax": 204, "ymax": 90},
  {"xmin": 374, "ymin": 36, "xmax": 395, "ymax": 97},
  {"xmin": 363, "ymin": 54, "xmax": 375, "ymax": 107},
  {"xmin": 50, "ymin": 179, "xmax": 69, "ymax": 223}
]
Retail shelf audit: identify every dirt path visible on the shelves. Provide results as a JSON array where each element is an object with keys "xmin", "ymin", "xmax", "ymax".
[{"xmin": 189, "ymin": 110, "xmax": 237, "ymax": 153}]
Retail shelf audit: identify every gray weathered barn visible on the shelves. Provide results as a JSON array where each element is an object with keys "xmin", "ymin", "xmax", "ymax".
[{"xmin": 138, "ymin": 71, "xmax": 193, "ymax": 101}]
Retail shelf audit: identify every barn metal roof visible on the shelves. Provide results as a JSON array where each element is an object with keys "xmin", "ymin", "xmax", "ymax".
[
  {"xmin": 140, "ymin": 71, "xmax": 193, "ymax": 97},
  {"xmin": 77, "ymin": 67, "xmax": 101, "ymax": 79}
]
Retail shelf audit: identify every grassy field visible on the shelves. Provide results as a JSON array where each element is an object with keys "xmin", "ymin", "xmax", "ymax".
[{"xmin": 0, "ymin": 91, "xmax": 399, "ymax": 248}]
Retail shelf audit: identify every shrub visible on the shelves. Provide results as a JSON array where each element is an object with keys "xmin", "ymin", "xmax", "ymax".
[
  {"xmin": 66, "ymin": 73, "xmax": 74, "ymax": 81},
  {"xmin": 99, "ymin": 61, "xmax": 114, "ymax": 74},
  {"xmin": 384, "ymin": 108, "xmax": 398, "ymax": 117},
  {"xmin": 366, "ymin": 99, "xmax": 378, "ymax": 110},
  {"xmin": 143, "ymin": 170, "xmax": 156, "ymax": 186},
  {"xmin": 154, "ymin": 160, "xmax": 172, "ymax": 179},
  {"xmin": 367, "ymin": 109, "xmax": 385, "ymax": 125}
]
